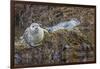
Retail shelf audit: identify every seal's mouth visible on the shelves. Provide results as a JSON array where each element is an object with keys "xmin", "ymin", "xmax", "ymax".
[{"xmin": 34, "ymin": 27, "xmax": 39, "ymax": 33}]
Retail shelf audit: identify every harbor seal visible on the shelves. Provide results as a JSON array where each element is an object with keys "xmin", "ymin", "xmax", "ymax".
[{"xmin": 21, "ymin": 23, "xmax": 48, "ymax": 47}]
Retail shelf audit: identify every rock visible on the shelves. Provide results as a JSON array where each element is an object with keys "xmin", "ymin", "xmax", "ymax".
[{"xmin": 14, "ymin": 53, "xmax": 22, "ymax": 64}]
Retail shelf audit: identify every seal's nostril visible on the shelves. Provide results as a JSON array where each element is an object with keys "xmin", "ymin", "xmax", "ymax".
[{"xmin": 35, "ymin": 27, "xmax": 38, "ymax": 29}]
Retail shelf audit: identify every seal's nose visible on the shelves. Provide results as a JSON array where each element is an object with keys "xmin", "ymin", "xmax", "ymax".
[{"xmin": 35, "ymin": 27, "xmax": 38, "ymax": 30}]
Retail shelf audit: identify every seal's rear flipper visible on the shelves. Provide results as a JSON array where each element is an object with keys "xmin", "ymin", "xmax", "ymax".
[{"xmin": 30, "ymin": 43, "xmax": 42, "ymax": 47}]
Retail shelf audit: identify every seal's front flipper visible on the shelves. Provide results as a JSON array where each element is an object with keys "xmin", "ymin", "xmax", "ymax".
[{"xmin": 43, "ymin": 29, "xmax": 49, "ymax": 34}]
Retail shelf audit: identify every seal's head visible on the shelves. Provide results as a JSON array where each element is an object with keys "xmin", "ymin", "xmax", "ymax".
[{"xmin": 30, "ymin": 23, "xmax": 41, "ymax": 33}]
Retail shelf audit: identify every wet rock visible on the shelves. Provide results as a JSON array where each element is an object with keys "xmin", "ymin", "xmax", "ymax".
[
  {"xmin": 52, "ymin": 52, "xmax": 60, "ymax": 63},
  {"xmin": 21, "ymin": 52, "xmax": 32, "ymax": 64},
  {"xmin": 14, "ymin": 53, "xmax": 22, "ymax": 64},
  {"xmin": 81, "ymin": 42, "xmax": 92, "ymax": 51},
  {"xmin": 63, "ymin": 44, "xmax": 71, "ymax": 51}
]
